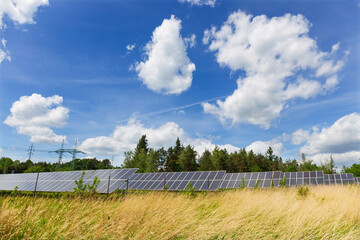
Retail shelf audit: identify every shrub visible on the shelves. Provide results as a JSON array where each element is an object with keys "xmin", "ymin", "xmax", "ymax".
[
  {"xmin": 239, "ymin": 177, "xmax": 246, "ymax": 189},
  {"xmin": 297, "ymin": 185, "xmax": 310, "ymax": 197},
  {"xmin": 254, "ymin": 180, "xmax": 261, "ymax": 189},
  {"xmin": 185, "ymin": 182, "xmax": 196, "ymax": 197},
  {"xmin": 74, "ymin": 171, "xmax": 101, "ymax": 194},
  {"xmin": 280, "ymin": 176, "xmax": 287, "ymax": 188}
]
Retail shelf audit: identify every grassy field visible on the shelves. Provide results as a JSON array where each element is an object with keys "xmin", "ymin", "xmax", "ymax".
[{"xmin": 1, "ymin": 185, "xmax": 360, "ymax": 239}]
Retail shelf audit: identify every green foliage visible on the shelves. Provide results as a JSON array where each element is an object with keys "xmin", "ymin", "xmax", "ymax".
[
  {"xmin": 74, "ymin": 172, "xmax": 101, "ymax": 194},
  {"xmin": 179, "ymin": 145, "xmax": 198, "ymax": 171},
  {"xmin": 198, "ymin": 150, "xmax": 213, "ymax": 171},
  {"xmin": 297, "ymin": 185, "xmax": 310, "ymax": 197},
  {"xmin": 343, "ymin": 161, "xmax": 360, "ymax": 177},
  {"xmin": 74, "ymin": 172, "xmax": 87, "ymax": 193},
  {"xmin": 12, "ymin": 186, "xmax": 19, "ymax": 195},
  {"xmin": 321, "ymin": 154, "xmax": 336, "ymax": 174},
  {"xmin": 185, "ymin": 182, "xmax": 196, "ymax": 197},
  {"xmin": 299, "ymin": 153, "xmax": 321, "ymax": 171},
  {"xmin": 239, "ymin": 177, "xmax": 246, "ymax": 189},
  {"xmin": 280, "ymin": 176, "xmax": 287, "ymax": 188},
  {"xmin": 254, "ymin": 180, "xmax": 261, "ymax": 189}
]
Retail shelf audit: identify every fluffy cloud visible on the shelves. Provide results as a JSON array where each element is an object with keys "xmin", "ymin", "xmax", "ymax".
[
  {"xmin": 0, "ymin": 0, "xmax": 49, "ymax": 64},
  {"xmin": 202, "ymin": 10, "xmax": 345, "ymax": 128},
  {"xmin": 292, "ymin": 129, "xmax": 310, "ymax": 145},
  {"xmin": 300, "ymin": 113, "xmax": 360, "ymax": 155},
  {"xmin": 134, "ymin": 15, "xmax": 195, "ymax": 95},
  {"xmin": 0, "ymin": 147, "xmax": 3, "ymax": 155},
  {"xmin": 178, "ymin": 0, "xmax": 216, "ymax": 7},
  {"xmin": 0, "ymin": 0, "xmax": 49, "ymax": 29},
  {"xmin": 245, "ymin": 139, "xmax": 283, "ymax": 156},
  {"xmin": 79, "ymin": 119, "xmax": 239, "ymax": 156},
  {"xmin": 4, "ymin": 93, "xmax": 69, "ymax": 144},
  {"xmin": 291, "ymin": 113, "xmax": 360, "ymax": 165}
]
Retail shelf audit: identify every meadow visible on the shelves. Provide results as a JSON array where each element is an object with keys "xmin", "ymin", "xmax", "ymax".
[{"xmin": 1, "ymin": 185, "xmax": 359, "ymax": 239}]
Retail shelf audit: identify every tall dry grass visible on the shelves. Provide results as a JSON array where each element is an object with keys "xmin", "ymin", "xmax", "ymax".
[{"xmin": 1, "ymin": 185, "xmax": 360, "ymax": 239}]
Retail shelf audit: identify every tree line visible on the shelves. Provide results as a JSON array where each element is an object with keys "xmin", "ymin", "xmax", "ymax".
[
  {"xmin": 122, "ymin": 135, "xmax": 340, "ymax": 174},
  {"xmin": 0, "ymin": 157, "xmax": 113, "ymax": 174}
]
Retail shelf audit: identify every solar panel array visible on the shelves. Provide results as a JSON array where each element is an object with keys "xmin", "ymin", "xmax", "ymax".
[
  {"xmin": 282, "ymin": 171, "xmax": 324, "ymax": 187},
  {"xmin": 0, "ymin": 169, "xmax": 138, "ymax": 193},
  {"xmin": 219, "ymin": 171, "xmax": 283, "ymax": 188},
  {"xmin": 1, "ymin": 169, "xmax": 359, "ymax": 193},
  {"xmin": 323, "ymin": 173, "xmax": 355, "ymax": 185},
  {"xmin": 121, "ymin": 171, "xmax": 226, "ymax": 191}
]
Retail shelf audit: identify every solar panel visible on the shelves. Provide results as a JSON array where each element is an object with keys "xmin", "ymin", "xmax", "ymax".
[
  {"xmin": 282, "ymin": 171, "xmax": 323, "ymax": 187},
  {"xmin": 219, "ymin": 171, "xmax": 283, "ymax": 189},
  {"xmin": 125, "ymin": 171, "xmax": 226, "ymax": 191},
  {"xmin": 0, "ymin": 172, "xmax": 38, "ymax": 191},
  {"xmin": 0, "ymin": 169, "xmax": 138, "ymax": 193},
  {"xmin": 323, "ymin": 173, "xmax": 355, "ymax": 185}
]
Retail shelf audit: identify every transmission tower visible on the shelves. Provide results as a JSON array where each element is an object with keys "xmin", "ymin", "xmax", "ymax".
[
  {"xmin": 27, "ymin": 144, "xmax": 35, "ymax": 161},
  {"xmin": 49, "ymin": 139, "xmax": 85, "ymax": 171}
]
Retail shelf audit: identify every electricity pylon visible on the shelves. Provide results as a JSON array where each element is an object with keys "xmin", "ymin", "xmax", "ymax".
[
  {"xmin": 50, "ymin": 139, "xmax": 85, "ymax": 171},
  {"xmin": 27, "ymin": 144, "xmax": 35, "ymax": 161}
]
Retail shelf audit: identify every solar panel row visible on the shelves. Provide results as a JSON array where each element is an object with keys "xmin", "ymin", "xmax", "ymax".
[
  {"xmin": 121, "ymin": 171, "xmax": 226, "ymax": 191},
  {"xmin": 0, "ymin": 169, "xmax": 138, "ymax": 193},
  {"xmin": 323, "ymin": 173, "xmax": 355, "ymax": 185},
  {"xmin": 0, "ymin": 170, "xmax": 358, "ymax": 193},
  {"xmin": 281, "ymin": 171, "xmax": 324, "ymax": 187},
  {"xmin": 219, "ymin": 171, "xmax": 283, "ymax": 188}
]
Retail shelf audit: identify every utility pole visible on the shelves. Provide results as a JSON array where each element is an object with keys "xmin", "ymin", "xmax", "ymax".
[{"xmin": 27, "ymin": 144, "xmax": 35, "ymax": 161}]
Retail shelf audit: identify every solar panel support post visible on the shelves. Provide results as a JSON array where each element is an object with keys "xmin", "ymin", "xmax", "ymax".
[
  {"xmin": 207, "ymin": 178, "xmax": 210, "ymax": 191},
  {"xmin": 164, "ymin": 177, "xmax": 166, "ymax": 190},
  {"xmin": 107, "ymin": 174, "xmax": 111, "ymax": 196},
  {"xmin": 126, "ymin": 179, "xmax": 129, "ymax": 191},
  {"xmin": 33, "ymin": 172, "xmax": 40, "ymax": 197}
]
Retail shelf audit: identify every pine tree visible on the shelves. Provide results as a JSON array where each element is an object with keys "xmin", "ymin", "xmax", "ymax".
[
  {"xmin": 179, "ymin": 145, "xmax": 198, "ymax": 171},
  {"xmin": 198, "ymin": 150, "xmax": 213, "ymax": 171}
]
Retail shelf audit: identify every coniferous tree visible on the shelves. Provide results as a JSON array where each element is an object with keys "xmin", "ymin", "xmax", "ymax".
[
  {"xmin": 198, "ymin": 150, "xmax": 213, "ymax": 171},
  {"xmin": 179, "ymin": 145, "xmax": 198, "ymax": 171},
  {"xmin": 211, "ymin": 147, "xmax": 228, "ymax": 170}
]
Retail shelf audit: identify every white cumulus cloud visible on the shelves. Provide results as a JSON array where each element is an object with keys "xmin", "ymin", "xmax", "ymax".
[
  {"xmin": 293, "ymin": 113, "xmax": 360, "ymax": 166},
  {"xmin": 79, "ymin": 119, "xmax": 239, "ymax": 156},
  {"xmin": 246, "ymin": 139, "xmax": 283, "ymax": 156},
  {"xmin": 0, "ymin": 0, "xmax": 49, "ymax": 64},
  {"xmin": 202, "ymin": 10, "xmax": 345, "ymax": 128},
  {"xmin": 4, "ymin": 93, "xmax": 69, "ymax": 144},
  {"xmin": 300, "ymin": 113, "xmax": 360, "ymax": 155},
  {"xmin": 134, "ymin": 15, "xmax": 196, "ymax": 95},
  {"xmin": 179, "ymin": 0, "xmax": 216, "ymax": 7},
  {"xmin": 292, "ymin": 129, "xmax": 310, "ymax": 145},
  {"xmin": 0, "ymin": 0, "xmax": 49, "ymax": 29}
]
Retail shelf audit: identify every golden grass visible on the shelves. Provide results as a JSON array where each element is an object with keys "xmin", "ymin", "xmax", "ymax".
[{"xmin": 1, "ymin": 185, "xmax": 360, "ymax": 239}]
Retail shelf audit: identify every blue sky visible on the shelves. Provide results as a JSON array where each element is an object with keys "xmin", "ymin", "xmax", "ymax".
[{"xmin": 0, "ymin": 0, "xmax": 359, "ymax": 167}]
